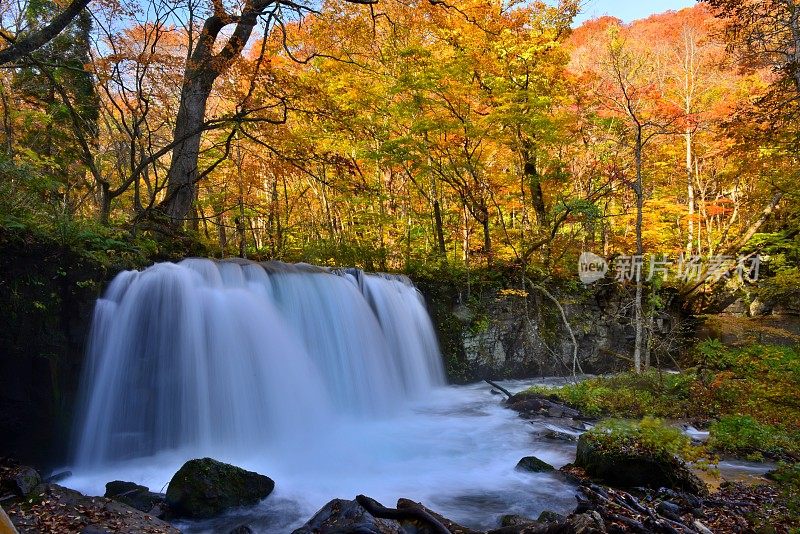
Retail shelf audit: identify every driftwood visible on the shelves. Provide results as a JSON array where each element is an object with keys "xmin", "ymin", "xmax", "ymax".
[
  {"xmin": 355, "ymin": 495, "xmax": 451, "ymax": 534},
  {"xmin": 484, "ymin": 379, "xmax": 513, "ymax": 399}
]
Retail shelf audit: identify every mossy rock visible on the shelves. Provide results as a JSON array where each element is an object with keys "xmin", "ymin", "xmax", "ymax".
[
  {"xmin": 575, "ymin": 434, "xmax": 707, "ymax": 495},
  {"xmin": 515, "ymin": 456, "xmax": 555, "ymax": 473},
  {"xmin": 165, "ymin": 458, "xmax": 274, "ymax": 518}
]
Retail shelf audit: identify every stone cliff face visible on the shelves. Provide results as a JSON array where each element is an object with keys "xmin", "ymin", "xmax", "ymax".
[
  {"xmin": 0, "ymin": 233, "xmax": 109, "ymax": 467},
  {"xmin": 417, "ymin": 277, "xmax": 687, "ymax": 383}
]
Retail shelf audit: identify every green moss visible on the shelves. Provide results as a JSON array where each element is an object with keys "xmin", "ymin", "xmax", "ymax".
[{"xmin": 584, "ymin": 417, "xmax": 698, "ymax": 461}]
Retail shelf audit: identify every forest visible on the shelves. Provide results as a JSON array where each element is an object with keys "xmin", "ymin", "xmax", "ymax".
[{"xmin": 0, "ymin": 0, "xmax": 799, "ymax": 533}]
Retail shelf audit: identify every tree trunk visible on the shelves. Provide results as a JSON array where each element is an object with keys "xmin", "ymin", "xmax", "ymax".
[
  {"xmin": 685, "ymin": 130, "xmax": 695, "ymax": 257},
  {"xmin": 481, "ymin": 205, "xmax": 492, "ymax": 267},
  {"xmin": 633, "ymin": 132, "xmax": 645, "ymax": 374},
  {"xmin": 99, "ymin": 182, "xmax": 111, "ymax": 226},
  {"xmin": 523, "ymin": 147, "xmax": 547, "ymax": 227},
  {"xmin": 433, "ymin": 199, "xmax": 446, "ymax": 258},
  {"xmin": 161, "ymin": 77, "xmax": 213, "ymax": 224}
]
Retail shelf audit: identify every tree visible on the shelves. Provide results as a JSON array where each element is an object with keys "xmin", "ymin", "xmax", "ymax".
[{"xmin": 0, "ymin": 0, "xmax": 91, "ymax": 65}]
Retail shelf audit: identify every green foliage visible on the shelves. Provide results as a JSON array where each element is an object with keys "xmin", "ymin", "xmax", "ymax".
[
  {"xmin": 584, "ymin": 417, "xmax": 699, "ymax": 462},
  {"xmin": 769, "ymin": 463, "xmax": 800, "ymax": 518},
  {"xmin": 708, "ymin": 415, "xmax": 797, "ymax": 461},
  {"xmin": 536, "ymin": 341, "xmax": 800, "ymax": 459},
  {"xmin": 528, "ymin": 370, "xmax": 697, "ymax": 418}
]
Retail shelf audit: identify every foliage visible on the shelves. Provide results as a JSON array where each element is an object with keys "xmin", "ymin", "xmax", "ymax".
[
  {"xmin": 528, "ymin": 371, "xmax": 697, "ymax": 418},
  {"xmin": 708, "ymin": 416, "xmax": 796, "ymax": 461},
  {"xmin": 769, "ymin": 463, "xmax": 800, "ymax": 518},
  {"xmin": 533, "ymin": 341, "xmax": 800, "ymax": 459},
  {"xmin": 583, "ymin": 417, "xmax": 700, "ymax": 462}
]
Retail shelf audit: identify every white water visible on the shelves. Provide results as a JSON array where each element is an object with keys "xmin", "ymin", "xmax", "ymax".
[{"xmin": 65, "ymin": 259, "xmax": 578, "ymax": 531}]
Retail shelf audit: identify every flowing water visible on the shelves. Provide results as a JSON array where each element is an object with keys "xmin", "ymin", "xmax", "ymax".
[{"xmin": 65, "ymin": 259, "xmax": 579, "ymax": 531}]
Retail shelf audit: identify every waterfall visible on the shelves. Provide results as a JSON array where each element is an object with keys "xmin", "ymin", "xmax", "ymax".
[{"xmin": 72, "ymin": 258, "xmax": 445, "ymax": 467}]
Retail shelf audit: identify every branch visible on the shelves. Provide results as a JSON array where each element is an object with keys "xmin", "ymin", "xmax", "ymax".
[{"xmin": 0, "ymin": 0, "xmax": 91, "ymax": 65}]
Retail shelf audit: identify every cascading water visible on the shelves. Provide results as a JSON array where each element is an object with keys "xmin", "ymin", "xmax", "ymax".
[
  {"xmin": 66, "ymin": 258, "xmax": 577, "ymax": 532},
  {"xmin": 72, "ymin": 258, "xmax": 445, "ymax": 466}
]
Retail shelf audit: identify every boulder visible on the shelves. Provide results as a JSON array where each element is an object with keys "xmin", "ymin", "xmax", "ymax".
[
  {"xmin": 104, "ymin": 480, "xmax": 166, "ymax": 516},
  {"xmin": 165, "ymin": 458, "xmax": 274, "ymax": 519},
  {"xmin": 4, "ymin": 483, "xmax": 179, "ymax": 533},
  {"xmin": 293, "ymin": 496, "xmax": 480, "ymax": 534},
  {"xmin": 515, "ymin": 456, "xmax": 555, "ymax": 473},
  {"xmin": 575, "ymin": 434, "xmax": 708, "ymax": 495},
  {"xmin": 507, "ymin": 393, "xmax": 580, "ymax": 419},
  {"xmin": 537, "ymin": 510, "xmax": 565, "ymax": 524},
  {"xmin": 2, "ymin": 466, "xmax": 41, "ymax": 497},
  {"xmin": 291, "ymin": 498, "xmax": 406, "ymax": 534},
  {"xmin": 500, "ymin": 514, "xmax": 535, "ymax": 526}
]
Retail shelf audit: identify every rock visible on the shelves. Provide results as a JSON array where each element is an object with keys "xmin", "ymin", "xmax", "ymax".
[
  {"xmin": 500, "ymin": 514, "xmax": 535, "ymax": 527},
  {"xmin": 655, "ymin": 500, "xmax": 682, "ymax": 520},
  {"xmin": 516, "ymin": 456, "xmax": 555, "ymax": 473},
  {"xmin": 3, "ymin": 466, "xmax": 41, "ymax": 497},
  {"xmin": 228, "ymin": 525, "xmax": 254, "ymax": 534},
  {"xmin": 165, "ymin": 458, "xmax": 274, "ymax": 519},
  {"xmin": 536, "ymin": 510, "xmax": 565, "ymax": 524},
  {"xmin": 4, "ymin": 483, "xmax": 179, "ymax": 533},
  {"xmin": 575, "ymin": 434, "xmax": 708, "ymax": 495},
  {"xmin": 567, "ymin": 512, "xmax": 605, "ymax": 533},
  {"xmin": 541, "ymin": 426, "xmax": 579, "ymax": 442},
  {"xmin": 293, "ymin": 496, "xmax": 481, "ymax": 534},
  {"xmin": 291, "ymin": 498, "xmax": 405, "ymax": 534},
  {"xmin": 507, "ymin": 393, "xmax": 581, "ymax": 420},
  {"xmin": 44, "ymin": 470, "xmax": 72, "ymax": 484},
  {"xmin": 105, "ymin": 480, "xmax": 167, "ymax": 516}
]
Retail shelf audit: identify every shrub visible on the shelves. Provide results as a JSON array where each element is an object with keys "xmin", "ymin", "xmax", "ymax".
[
  {"xmin": 708, "ymin": 415, "xmax": 798, "ymax": 460},
  {"xmin": 585, "ymin": 417, "xmax": 700, "ymax": 462}
]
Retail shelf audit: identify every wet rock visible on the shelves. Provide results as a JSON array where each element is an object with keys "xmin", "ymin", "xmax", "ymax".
[
  {"xmin": 541, "ymin": 426, "xmax": 580, "ymax": 442},
  {"xmin": 507, "ymin": 393, "xmax": 580, "ymax": 420},
  {"xmin": 44, "ymin": 470, "xmax": 72, "ymax": 484},
  {"xmin": 104, "ymin": 480, "xmax": 167, "ymax": 517},
  {"xmin": 228, "ymin": 525, "xmax": 254, "ymax": 534},
  {"xmin": 536, "ymin": 510, "xmax": 565, "ymax": 524},
  {"xmin": 500, "ymin": 514, "xmax": 535, "ymax": 526},
  {"xmin": 575, "ymin": 434, "xmax": 708, "ymax": 495},
  {"xmin": 165, "ymin": 457, "xmax": 274, "ymax": 519},
  {"xmin": 291, "ymin": 498, "xmax": 405, "ymax": 534},
  {"xmin": 516, "ymin": 456, "xmax": 555, "ymax": 473}
]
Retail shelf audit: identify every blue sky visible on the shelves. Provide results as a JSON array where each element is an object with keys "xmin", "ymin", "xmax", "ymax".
[{"xmin": 573, "ymin": 0, "xmax": 699, "ymax": 25}]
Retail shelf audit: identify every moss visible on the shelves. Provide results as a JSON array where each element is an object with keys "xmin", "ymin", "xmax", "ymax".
[{"xmin": 576, "ymin": 417, "xmax": 708, "ymax": 494}]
